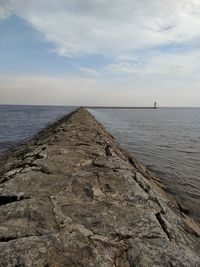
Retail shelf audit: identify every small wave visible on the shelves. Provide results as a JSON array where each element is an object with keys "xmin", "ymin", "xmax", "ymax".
[
  {"xmin": 176, "ymin": 149, "xmax": 200, "ymax": 154},
  {"xmin": 159, "ymin": 144, "xmax": 171, "ymax": 148},
  {"xmin": 180, "ymin": 182, "xmax": 199, "ymax": 190},
  {"xmin": 187, "ymin": 192, "xmax": 200, "ymax": 199},
  {"xmin": 0, "ymin": 141, "xmax": 18, "ymax": 154},
  {"xmin": 145, "ymin": 165, "xmax": 166, "ymax": 177}
]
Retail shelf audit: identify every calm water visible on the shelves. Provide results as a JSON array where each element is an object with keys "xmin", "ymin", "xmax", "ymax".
[
  {"xmin": 0, "ymin": 106, "xmax": 199, "ymax": 222},
  {"xmin": 89, "ymin": 108, "xmax": 200, "ymax": 222},
  {"xmin": 0, "ymin": 105, "xmax": 75, "ymax": 154}
]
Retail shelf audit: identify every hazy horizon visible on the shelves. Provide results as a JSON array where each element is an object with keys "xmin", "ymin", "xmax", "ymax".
[
  {"xmin": 0, "ymin": 1, "xmax": 200, "ymax": 107},
  {"xmin": 1, "ymin": 104, "xmax": 200, "ymax": 109}
]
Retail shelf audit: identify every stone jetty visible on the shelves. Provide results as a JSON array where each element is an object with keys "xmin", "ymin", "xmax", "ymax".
[{"xmin": 0, "ymin": 107, "xmax": 200, "ymax": 267}]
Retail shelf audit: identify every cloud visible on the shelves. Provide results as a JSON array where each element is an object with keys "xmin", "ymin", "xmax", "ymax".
[
  {"xmin": 78, "ymin": 67, "xmax": 100, "ymax": 76},
  {"xmin": 107, "ymin": 50, "xmax": 200, "ymax": 77},
  {"xmin": 0, "ymin": 5, "xmax": 10, "ymax": 21},
  {"xmin": 1, "ymin": 0, "xmax": 200, "ymax": 57}
]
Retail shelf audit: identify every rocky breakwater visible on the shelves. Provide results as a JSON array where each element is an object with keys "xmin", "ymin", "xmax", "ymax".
[{"xmin": 0, "ymin": 107, "xmax": 200, "ymax": 267}]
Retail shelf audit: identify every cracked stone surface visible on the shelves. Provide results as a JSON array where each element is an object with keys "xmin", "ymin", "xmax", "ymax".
[{"xmin": 0, "ymin": 107, "xmax": 200, "ymax": 267}]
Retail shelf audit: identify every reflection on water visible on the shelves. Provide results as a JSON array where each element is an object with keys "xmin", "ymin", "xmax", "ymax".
[{"xmin": 89, "ymin": 108, "xmax": 200, "ymax": 222}]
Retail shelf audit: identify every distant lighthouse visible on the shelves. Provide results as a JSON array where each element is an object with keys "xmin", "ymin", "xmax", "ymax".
[{"xmin": 154, "ymin": 101, "xmax": 157, "ymax": 109}]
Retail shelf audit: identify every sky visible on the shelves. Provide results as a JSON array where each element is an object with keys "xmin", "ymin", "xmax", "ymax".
[{"xmin": 0, "ymin": 0, "xmax": 200, "ymax": 106}]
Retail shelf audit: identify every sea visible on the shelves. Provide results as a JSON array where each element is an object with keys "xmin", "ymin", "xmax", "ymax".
[
  {"xmin": 0, "ymin": 105, "xmax": 200, "ymax": 222},
  {"xmin": 0, "ymin": 105, "xmax": 76, "ymax": 154}
]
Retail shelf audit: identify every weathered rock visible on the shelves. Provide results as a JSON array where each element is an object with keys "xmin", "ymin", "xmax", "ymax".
[{"xmin": 0, "ymin": 107, "xmax": 199, "ymax": 267}]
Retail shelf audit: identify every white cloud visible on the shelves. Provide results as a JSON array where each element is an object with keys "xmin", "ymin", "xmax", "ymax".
[
  {"xmin": 1, "ymin": 0, "xmax": 200, "ymax": 57},
  {"xmin": 107, "ymin": 50, "xmax": 200, "ymax": 77},
  {"xmin": 78, "ymin": 67, "xmax": 100, "ymax": 76},
  {"xmin": 0, "ymin": 5, "xmax": 10, "ymax": 21}
]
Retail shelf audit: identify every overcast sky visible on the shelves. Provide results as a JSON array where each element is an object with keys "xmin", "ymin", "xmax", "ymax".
[{"xmin": 0, "ymin": 0, "xmax": 200, "ymax": 106}]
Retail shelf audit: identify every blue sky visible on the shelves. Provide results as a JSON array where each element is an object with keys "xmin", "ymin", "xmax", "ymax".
[
  {"xmin": 0, "ymin": 15, "xmax": 110, "ymax": 76},
  {"xmin": 0, "ymin": 0, "xmax": 200, "ymax": 106}
]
